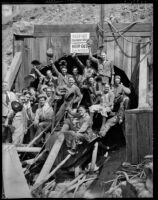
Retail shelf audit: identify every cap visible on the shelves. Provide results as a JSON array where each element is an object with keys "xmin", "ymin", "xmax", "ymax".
[
  {"xmin": 31, "ymin": 60, "xmax": 41, "ymax": 66},
  {"xmin": 59, "ymin": 60, "xmax": 67, "ymax": 67},
  {"xmin": 38, "ymin": 93, "xmax": 47, "ymax": 100},
  {"xmin": 29, "ymin": 73, "xmax": 36, "ymax": 79},
  {"xmin": 41, "ymin": 85, "xmax": 48, "ymax": 91},
  {"xmin": 11, "ymin": 101, "xmax": 23, "ymax": 113},
  {"xmin": 115, "ymin": 75, "xmax": 121, "ymax": 79}
]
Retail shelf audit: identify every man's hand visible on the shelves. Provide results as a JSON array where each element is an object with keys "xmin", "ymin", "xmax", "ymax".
[
  {"xmin": 49, "ymin": 58, "xmax": 54, "ymax": 65},
  {"xmin": 71, "ymin": 52, "xmax": 77, "ymax": 58},
  {"xmin": 86, "ymin": 39, "xmax": 93, "ymax": 48}
]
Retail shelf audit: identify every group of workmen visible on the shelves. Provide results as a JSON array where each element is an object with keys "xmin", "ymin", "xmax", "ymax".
[{"xmin": 2, "ymin": 41, "xmax": 131, "ymax": 154}]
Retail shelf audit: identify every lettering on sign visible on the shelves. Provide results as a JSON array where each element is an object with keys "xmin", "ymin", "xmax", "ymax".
[{"xmin": 70, "ymin": 33, "xmax": 90, "ymax": 54}]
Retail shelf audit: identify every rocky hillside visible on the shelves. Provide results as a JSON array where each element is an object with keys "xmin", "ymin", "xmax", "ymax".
[{"xmin": 2, "ymin": 4, "xmax": 153, "ymax": 66}]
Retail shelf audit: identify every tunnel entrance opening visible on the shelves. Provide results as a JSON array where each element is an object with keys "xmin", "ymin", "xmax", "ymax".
[{"xmin": 29, "ymin": 54, "xmax": 138, "ymax": 149}]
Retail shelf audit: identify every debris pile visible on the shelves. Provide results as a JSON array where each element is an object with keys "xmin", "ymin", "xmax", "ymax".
[{"xmin": 99, "ymin": 155, "xmax": 153, "ymax": 198}]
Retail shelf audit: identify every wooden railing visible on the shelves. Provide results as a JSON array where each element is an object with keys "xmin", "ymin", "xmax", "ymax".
[{"xmin": 4, "ymin": 51, "xmax": 22, "ymax": 90}]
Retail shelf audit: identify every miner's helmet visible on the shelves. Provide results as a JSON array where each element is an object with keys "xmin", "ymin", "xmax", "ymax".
[
  {"xmin": 11, "ymin": 101, "xmax": 23, "ymax": 113},
  {"xmin": 31, "ymin": 60, "xmax": 41, "ymax": 66}
]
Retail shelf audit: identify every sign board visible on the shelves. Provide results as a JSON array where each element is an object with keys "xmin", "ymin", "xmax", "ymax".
[{"xmin": 70, "ymin": 32, "xmax": 90, "ymax": 54}]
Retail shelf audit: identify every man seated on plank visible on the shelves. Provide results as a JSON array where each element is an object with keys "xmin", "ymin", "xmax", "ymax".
[
  {"xmin": 89, "ymin": 83, "xmax": 115, "ymax": 134},
  {"xmin": 60, "ymin": 105, "xmax": 95, "ymax": 155},
  {"xmin": 87, "ymin": 40, "xmax": 115, "ymax": 88},
  {"xmin": 112, "ymin": 75, "xmax": 131, "ymax": 124},
  {"xmin": 99, "ymin": 75, "xmax": 131, "ymax": 137}
]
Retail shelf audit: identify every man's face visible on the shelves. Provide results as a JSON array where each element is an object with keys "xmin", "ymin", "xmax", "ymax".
[
  {"xmin": 39, "ymin": 97, "xmax": 46, "ymax": 107},
  {"xmin": 86, "ymin": 59, "xmax": 91, "ymax": 67},
  {"xmin": 73, "ymin": 68, "xmax": 78, "ymax": 75},
  {"xmin": 46, "ymin": 89, "xmax": 53, "ymax": 97},
  {"xmin": 69, "ymin": 77, "xmax": 75, "ymax": 86},
  {"xmin": 104, "ymin": 84, "xmax": 110, "ymax": 93},
  {"xmin": 78, "ymin": 107, "xmax": 86, "ymax": 117},
  {"xmin": 46, "ymin": 70, "xmax": 52, "ymax": 78},
  {"xmin": 89, "ymin": 77, "xmax": 94, "ymax": 84},
  {"xmin": 61, "ymin": 67, "xmax": 67, "ymax": 75},
  {"xmin": 19, "ymin": 96, "xmax": 26, "ymax": 104},
  {"xmin": 115, "ymin": 78, "xmax": 121, "ymax": 85},
  {"xmin": 25, "ymin": 94, "xmax": 31, "ymax": 102},
  {"xmin": 101, "ymin": 52, "xmax": 107, "ymax": 61},
  {"xmin": 29, "ymin": 88, "xmax": 36, "ymax": 96},
  {"xmin": 22, "ymin": 89, "xmax": 28, "ymax": 94}
]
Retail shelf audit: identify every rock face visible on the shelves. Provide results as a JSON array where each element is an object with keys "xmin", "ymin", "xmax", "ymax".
[{"xmin": 2, "ymin": 4, "xmax": 153, "ymax": 67}]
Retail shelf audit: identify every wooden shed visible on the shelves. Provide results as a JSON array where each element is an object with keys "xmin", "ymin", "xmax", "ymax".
[{"xmin": 8, "ymin": 22, "xmax": 153, "ymax": 164}]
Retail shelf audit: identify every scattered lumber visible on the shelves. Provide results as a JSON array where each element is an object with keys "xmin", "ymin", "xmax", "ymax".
[
  {"xmin": 27, "ymin": 124, "xmax": 51, "ymax": 147},
  {"xmin": 35, "ymin": 133, "xmax": 65, "ymax": 184},
  {"xmin": 31, "ymin": 153, "xmax": 71, "ymax": 192}
]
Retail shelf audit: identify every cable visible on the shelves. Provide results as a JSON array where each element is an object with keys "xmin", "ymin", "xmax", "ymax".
[
  {"xmin": 97, "ymin": 21, "xmax": 152, "ymax": 44},
  {"xmin": 97, "ymin": 20, "xmax": 140, "ymax": 34}
]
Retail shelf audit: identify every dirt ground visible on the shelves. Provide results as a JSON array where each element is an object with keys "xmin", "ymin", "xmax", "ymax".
[{"xmin": 84, "ymin": 146, "xmax": 126, "ymax": 198}]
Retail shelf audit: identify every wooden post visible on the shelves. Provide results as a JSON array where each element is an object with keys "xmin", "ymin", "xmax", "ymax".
[
  {"xmin": 99, "ymin": 4, "xmax": 104, "ymax": 48},
  {"xmin": 138, "ymin": 50, "xmax": 149, "ymax": 108},
  {"xmin": 4, "ymin": 52, "xmax": 22, "ymax": 90},
  {"xmin": 90, "ymin": 142, "xmax": 99, "ymax": 171},
  {"xmin": 35, "ymin": 133, "xmax": 65, "ymax": 184}
]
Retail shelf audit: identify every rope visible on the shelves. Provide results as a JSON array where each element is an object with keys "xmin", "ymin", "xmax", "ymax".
[
  {"xmin": 97, "ymin": 20, "xmax": 152, "ymax": 44},
  {"xmin": 97, "ymin": 21, "xmax": 139, "ymax": 34}
]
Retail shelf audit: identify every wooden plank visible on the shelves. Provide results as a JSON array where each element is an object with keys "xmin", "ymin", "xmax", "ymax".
[
  {"xmin": 34, "ymin": 23, "xmax": 152, "ymax": 36},
  {"xmin": 136, "ymin": 113, "xmax": 146, "ymax": 163},
  {"xmin": 4, "ymin": 52, "xmax": 22, "ymax": 90},
  {"xmin": 106, "ymin": 37, "xmax": 115, "ymax": 63},
  {"xmin": 16, "ymin": 147, "xmax": 41, "ymax": 152},
  {"xmin": 125, "ymin": 108, "xmax": 153, "ymax": 114},
  {"xmin": 90, "ymin": 142, "xmax": 99, "ymax": 171},
  {"xmin": 33, "ymin": 32, "xmax": 151, "ymax": 37},
  {"xmin": 148, "ymin": 112, "xmax": 153, "ymax": 154},
  {"xmin": 2, "ymin": 144, "xmax": 32, "ymax": 198},
  {"xmin": 39, "ymin": 37, "xmax": 47, "ymax": 64},
  {"xmin": 114, "ymin": 35, "xmax": 124, "ymax": 69},
  {"xmin": 138, "ymin": 37, "xmax": 150, "ymax": 108},
  {"xmin": 125, "ymin": 112, "xmax": 132, "ymax": 163},
  {"xmin": 131, "ymin": 114, "xmax": 138, "ymax": 164},
  {"xmin": 104, "ymin": 32, "xmax": 151, "ymax": 37},
  {"xmin": 130, "ymin": 37, "xmax": 141, "ymax": 97},
  {"xmin": 35, "ymin": 133, "xmax": 65, "ymax": 184},
  {"xmin": 34, "ymin": 37, "xmax": 40, "ymax": 61},
  {"xmin": 123, "ymin": 37, "xmax": 132, "ymax": 80}
]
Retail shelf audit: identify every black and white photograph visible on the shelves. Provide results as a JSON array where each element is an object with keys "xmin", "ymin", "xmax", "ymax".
[{"xmin": 2, "ymin": 2, "xmax": 153, "ymax": 198}]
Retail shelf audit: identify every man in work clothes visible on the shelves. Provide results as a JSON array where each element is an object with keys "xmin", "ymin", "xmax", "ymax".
[
  {"xmin": 72, "ymin": 53, "xmax": 97, "ymax": 82},
  {"xmin": 89, "ymin": 83, "xmax": 115, "ymax": 133},
  {"xmin": 99, "ymin": 75, "xmax": 131, "ymax": 137},
  {"xmin": 87, "ymin": 40, "xmax": 115, "ymax": 87},
  {"xmin": 33, "ymin": 93, "xmax": 54, "ymax": 146},
  {"xmin": 2, "ymin": 81, "xmax": 17, "ymax": 125},
  {"xmin": 61, "ymin": 106, "xmax": 94, "ymax": 154}
]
